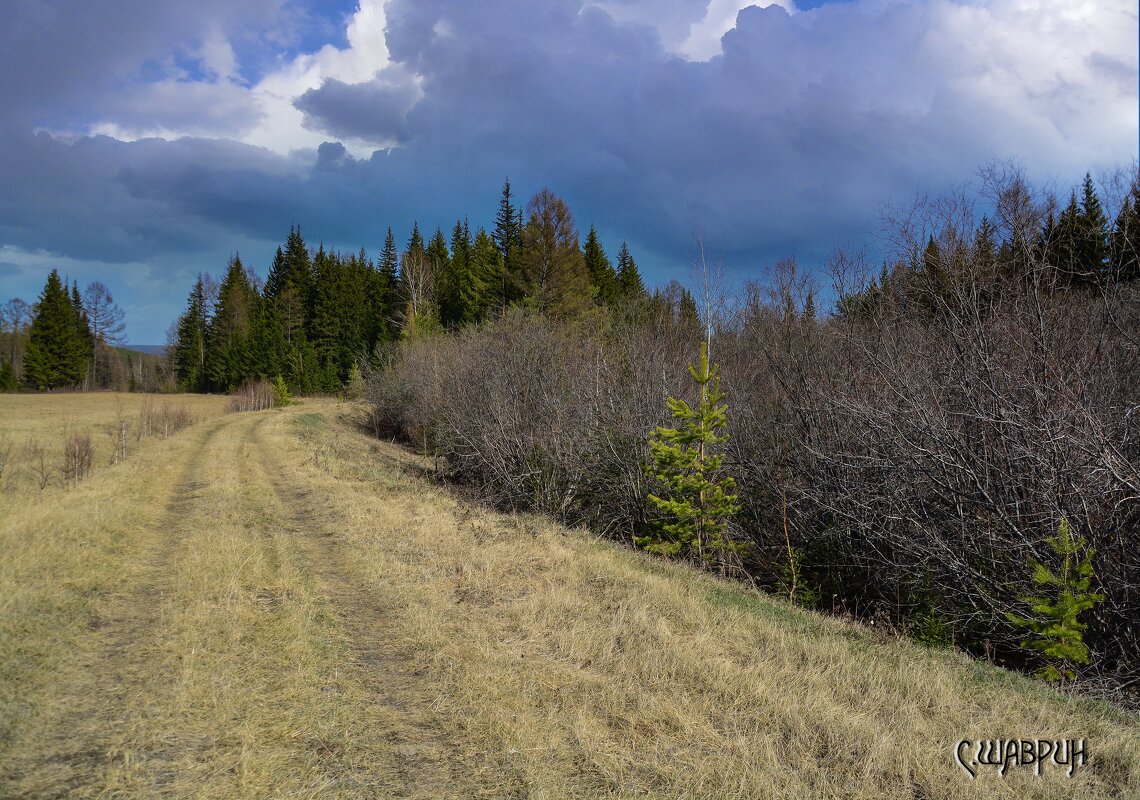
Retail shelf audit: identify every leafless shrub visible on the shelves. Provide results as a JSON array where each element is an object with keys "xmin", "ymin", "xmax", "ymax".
[
  {"xmin": 136, "ymin": 397, "xmax": 158, "ymax": 441},
  {"xmin": 363, "ymin": 165, "xmax": 1140, "ymax": 691},
  {"xmin": 720, "ymin": 179, "xmax": 1140, "ymax": 685},
  {"xmin": 159, "ymin": 403, "xmax": 194, "ymax": 435},
  {"xmin": 24, "ymin": 438, "xmax": 53, "ymax": 495},
  {"xmin": 366, "ymin": 307, "xmax": 699, "ymax": 537},
  {"xmin": 61, "ymin": 427, "xmax": 94, "ymax": 488},
  {"xmin": 136, "ymin": 397, "xmax": 195, "ymax": 439},
  {"xmin": 226, "ymin": 379, "xmax": 276, "ymax": 413},
  {"xmin": 107, "ymin": 401, "xmax": 129, "ymax": 464}
]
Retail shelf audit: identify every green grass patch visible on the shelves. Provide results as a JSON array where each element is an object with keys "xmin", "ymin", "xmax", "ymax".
[{"xmin": 293, "ymin": 412, "xmax": 326, "ymax": 431}]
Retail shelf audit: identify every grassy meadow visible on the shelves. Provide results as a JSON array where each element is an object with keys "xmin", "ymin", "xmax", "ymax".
[
  {"xmin": 0, "ymin": 392, "xmax": 228, "ymax": 495},
  {"xmin": 0, "ymin": 393, "xmax": 1137, "ymax": 798}
]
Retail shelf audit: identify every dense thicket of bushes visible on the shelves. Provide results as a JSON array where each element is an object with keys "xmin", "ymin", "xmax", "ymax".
[{"xmin": 365, "ymin": 167, "xmax": 1140, "ymax": 691}]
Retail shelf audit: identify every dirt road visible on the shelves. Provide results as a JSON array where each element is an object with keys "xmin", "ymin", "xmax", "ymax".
[
  {"xmin": 2, "ymin": 400, "xmax": 1137, "ymax": 799},
  {"xmin": 2, "ymin": 406, "xmax": 470, "ymax": 798}
]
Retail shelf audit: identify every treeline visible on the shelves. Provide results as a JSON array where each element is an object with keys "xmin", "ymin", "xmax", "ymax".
[
  {"xmin": 1, "ymin": 271, "xmax": 167, "ymax": 392},
  {"xmin": 363, "ymin": 165, "xmax": 1140, "ymax": 694},
  {"xmin": 170, "ymin": 180, "xmax": 649, "ymax": 393}
]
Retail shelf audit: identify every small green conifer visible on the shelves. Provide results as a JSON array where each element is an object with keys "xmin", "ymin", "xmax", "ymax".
[
  {"xmin": 1007, "ymin": 518, "xmax": 1105, "ymax": 682},
  {"xmin": 640, "ymin": 341, "xmax": 740, "ymax": 564}
]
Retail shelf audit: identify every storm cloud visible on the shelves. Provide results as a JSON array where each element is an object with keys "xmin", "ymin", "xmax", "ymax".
[{"xmin": 0, "ymin": 0, "xmax": 1135, "ymax": 341}]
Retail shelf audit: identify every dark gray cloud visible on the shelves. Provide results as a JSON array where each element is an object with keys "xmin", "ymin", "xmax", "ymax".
[
  {"xmin": 1, "ymin": 0, "xmax": 285, "ymax": 128},
  {"xmin": 295, "ymin": 76, "xmax": 419, "ymax": 143},
  {"xmin": 0, "ymin": 0, "xmax": 1135, "ymax": 341}
]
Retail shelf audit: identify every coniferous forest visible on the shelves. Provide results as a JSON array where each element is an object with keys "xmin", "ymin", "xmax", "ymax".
[{"xmin": 4, "ymin": 166, "xmax": 1140, "ymax": 698}]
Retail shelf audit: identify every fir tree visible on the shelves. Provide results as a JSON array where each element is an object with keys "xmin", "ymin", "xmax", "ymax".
[
  {"xmin": 379, "ymin": 226, "xmax": 402, "ymax": 337},
  {"xmin": 173, "ymin": 276, "xmax": 209, "ymax": 392},
  {"xmin": 24, "ymin": 269, "xmax": 90, "ymax": 390},
  {"xmin": 407, "ymin": 221, "xmax": 425, "ymax": 255},
  {"xmin": 616, "ymin": 241, "xmax": 645, "ymax": 300},
  {"xmin": 493, "ymin": 177, "xmax": 522, "ymax": 308},
  {"xmin": 69, "ymin": 281, "xmax": 94, "ymax": 388},
  {"xmin": 468, "ymin": 228, "xmax": 503, "ymax": 323},
  {"xmin": 640, "ymin": 341, "xmax": 740, "ymax": 565},
  {"xmin": 582, "ymin": 224, "xmax": 618, "ymax": 305},
  {"xmin": 1007, "ymin": 519, "xmax": 1105, "ymax": 683},
  {"xmin": 1076, "ymin": 173, "xmax": 1110, "ymax": 282},
  {"xmin": 205, "ymin": 255, "xmax": 257, "ymax": 391},
  {"xmin": 427, "ymin": 227, "xmax": 455, "ymax": 327}
]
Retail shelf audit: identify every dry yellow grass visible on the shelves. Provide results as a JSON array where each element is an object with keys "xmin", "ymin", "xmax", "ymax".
[
  {"xmin": 1, "ymin": 394, "xmax": 1137, "ymax": 798},
  {"xmin": 0, "ymin": 392, "xmax": 227, "ymax": 495}
]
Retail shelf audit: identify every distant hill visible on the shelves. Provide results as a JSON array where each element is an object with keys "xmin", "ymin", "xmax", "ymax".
[{"xmin": 122, "ymin": 345, "xmax": 167, "ymax": 357}]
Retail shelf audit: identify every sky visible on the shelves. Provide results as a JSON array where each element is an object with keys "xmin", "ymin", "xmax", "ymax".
[{"xmin": 0, "ymin": 0, "xmax": 1136, "ymax": 343}]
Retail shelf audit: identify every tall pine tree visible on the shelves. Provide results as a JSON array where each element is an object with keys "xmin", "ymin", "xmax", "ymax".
[
  {"xmin": 24, "ymin": 269, "xmax": 90, "ymax": 390},
  {"xmin": 378, "ymin": 226, "xmax": 402, "ymax": 338},
  {"xmin": 582, "ymin": 224, "xmax": 618, "ymax": 305},
  {"xmin": 616, "ymin": 241, "xmax": 645, "ymax": 300},
  {"xmin": 493, "ymin": 177, "xmax": 522, "ymax": 309},
  {"xmin": 173, "ymin": 275, "xmax": 209, "ymax": 392},
  {"xmin": 205, "ymin": 255, "xmax": 257, "ymax": 391}
]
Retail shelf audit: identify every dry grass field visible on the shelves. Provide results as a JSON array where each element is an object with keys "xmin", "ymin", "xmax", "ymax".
[
  {"xmin": 0, "ymin": 393, "xmax": 228, "ymax": 494},
  {"xmin": 1, "ymin": 394, "xmax": 1137, "ymax": 798}
]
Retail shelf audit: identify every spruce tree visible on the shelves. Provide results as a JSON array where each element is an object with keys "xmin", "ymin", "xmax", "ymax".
[
  {"xmin": 378, "ymin": 226, "xmax": 402, "ymax": 338},
  {"xmin": 427, "ymin": 227, "xmax": 455, "ymax": 327},
  {"xmin": 582, "ymin": 224, "xmax": 618, "ymax": 304},
  {"xmin": 407, "ymin": 221, "xmax": 425, "ymax": 255},
  {"xmin": 616, "ymin": 241, "xmax": 645, "ymax": 300},
  {"xmin": 264, "ymin": 246, "xmax": 288, "ymax": 300},
  {"xmin": 173, "ymin": 276, "xmax": 209, "ymax": 392},
  {"xmin": 468, "ymin": 228, "xmax": 503, "ymax": 323},
  {"xmin": 974, "ymin": 215, "xmax": 999, "ymax": 280},
  {"xmin": 493, "ymin": 178, "xmax": 522, "ymax": 308},
  {"xmin": 1076, "ymin": 173, "xmax": 1110, "ymax": 283},
  {"xmin": 447, "ymin": 218, "xmax": 482, "ymax": 325},
  {"xmin": 309, "ymin": 246, "xmax": 366, "ymax": 387},
  {"xmin": 69, "ymin": 281, "xmax": 94, "ymax": 388},
  {"xmin": 205, "ymin": 255, "xmax": 257, "ymax": 391},
  {"xmin": 24, "ymin": 269, "xmax": 87, "ymax": 390},
  {"xmin": 1047, "ymin": 194, "xmax": 1082, "ymax": 287},
  {"xmin": 640, "ymin": 340, "xmax": 740, "ymax": 564},
  {"xmin": 1007, "ymin": 519, "xmax": 1105, "ymax": 683}
]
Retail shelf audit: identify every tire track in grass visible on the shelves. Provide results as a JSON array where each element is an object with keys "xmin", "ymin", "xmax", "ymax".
[
  {"xmin": 1, "ymin": 415, "xmax": 235, "ymax": 797},
  {"xmin": 247, "ymin": 411, "xmax": 469, "ymax": 799}
]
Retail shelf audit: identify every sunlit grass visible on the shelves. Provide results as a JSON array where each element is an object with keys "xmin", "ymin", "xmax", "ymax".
[{"xmin": 1, "ymin": 394, "xmax": 1137, "ymax": 798}]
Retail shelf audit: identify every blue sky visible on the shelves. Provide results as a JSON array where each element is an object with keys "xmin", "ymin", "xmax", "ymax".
[{"xmin": 1, "ymin": 0, "xmax": 1136, "ymax": 342}]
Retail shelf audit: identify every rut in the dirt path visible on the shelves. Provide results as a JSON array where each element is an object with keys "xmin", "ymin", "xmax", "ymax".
[
  {"xmin": 248, "ymin": 414, "xmax": 468, "ymax": 798},
  {"xmin": 4, "ymin": 418, "xmax": 234, "ymax": 797}
]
